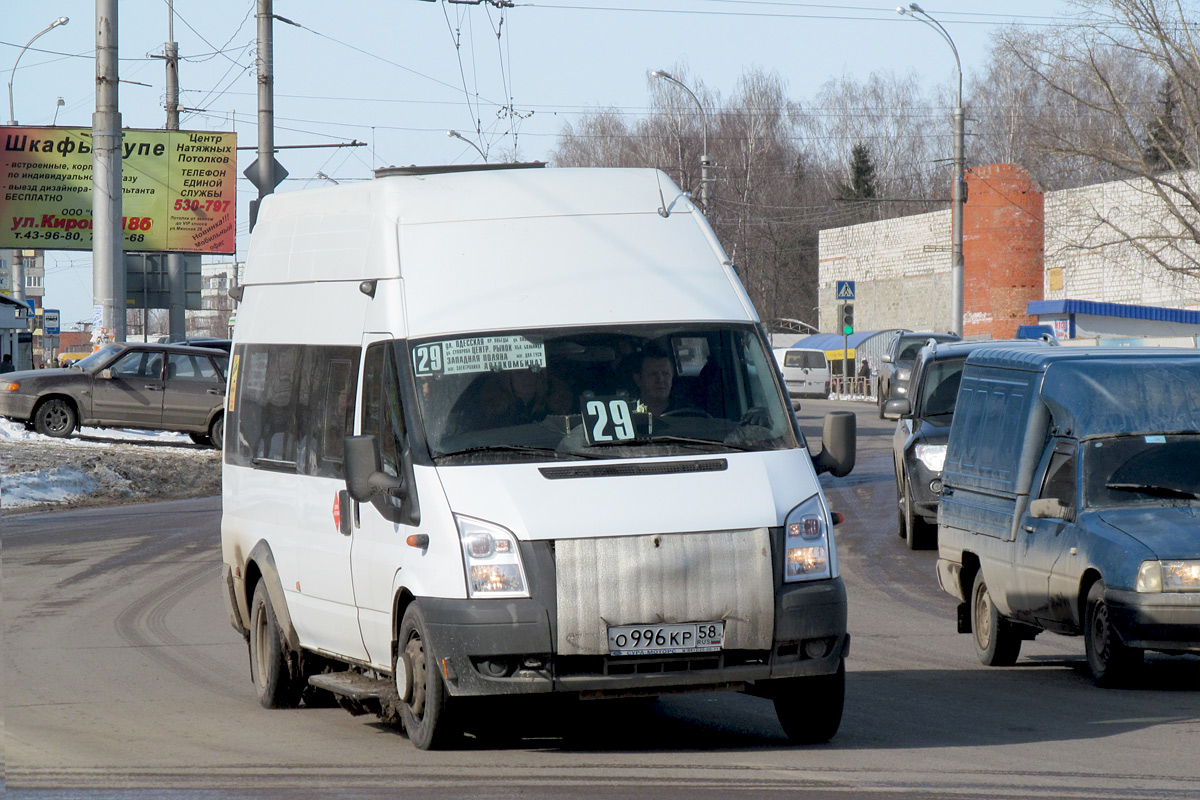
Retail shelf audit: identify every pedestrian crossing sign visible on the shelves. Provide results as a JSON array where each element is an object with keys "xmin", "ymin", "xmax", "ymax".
[{"xmin": 836, "ymin": 280, "xmax": 855, "ymax": 300}]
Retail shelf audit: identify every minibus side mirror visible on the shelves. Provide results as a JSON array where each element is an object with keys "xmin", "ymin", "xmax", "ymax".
[
  {"xmin": 883, "ymin": 397, "xmax": 910, "ymax": 420},
  {"xmin": 813, "ymin": 411, "xmax": 856, "ymax": 477},
  {"xmin": 344, "ymin": 435, "xmax": 406, "ymax": 503}
]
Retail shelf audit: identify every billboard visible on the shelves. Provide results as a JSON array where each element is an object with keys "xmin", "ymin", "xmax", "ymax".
[{"xmin": 0, "ymin": 126, "xmax": 236, "ymax": 254}]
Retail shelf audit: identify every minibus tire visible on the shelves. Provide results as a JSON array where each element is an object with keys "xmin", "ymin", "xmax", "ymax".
[
  {"xmin": 970, "ymin": 571, "xmax": 1021, "ymax": 666},
  {"xmin": 1084, "ymin": 580, "xmax": 1143, "ymax": 687},
  {"xmin": 772, "ymin": 658, "xmax": 844, "ymax": 744},
  {"xmin": 249, "ymin": 582, "xmax": 303, "ymax": 709},
  {"xmin": 398, "ymin": 603, "xmax": 455, "ymax": 750}
]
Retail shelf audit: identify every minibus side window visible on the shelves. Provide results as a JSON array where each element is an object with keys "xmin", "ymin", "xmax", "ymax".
[
  {"xmin": 228, "ymin": 343, "xmax": 359, "ymax": 476},
  {"xmin": 361, "ymin": 342, "xmax": 408, "ymax": 520}
]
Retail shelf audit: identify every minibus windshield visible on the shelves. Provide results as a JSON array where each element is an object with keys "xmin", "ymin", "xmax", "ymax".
[{"xmin": 410, "ymin": 323, "xmax": 798, "ymax": 464}]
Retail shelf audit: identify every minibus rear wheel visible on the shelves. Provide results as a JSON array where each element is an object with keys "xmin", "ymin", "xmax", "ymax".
[
  {"xmin": 249, "ymin": 582, "xmax": 303, "ymax": 709},
  {"xmin": 397, "ymin": 603, "xmax": 456, "ymax": 750}
]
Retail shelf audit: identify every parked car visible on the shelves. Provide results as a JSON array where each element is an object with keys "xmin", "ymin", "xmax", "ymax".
[
  {"xmin": 937, "ymin": 346, "xmax": 1200, "ymax": 686},
  {"xmin": 877, "ymin": 330, "xmax": 960, "ymax": 418},
  {"xmin": 0, "ymin": 341, "xmax": 228, "ymax": 447},
  {"xmin": 177, "ymin": 337, "xmax": 232, "ymax": 352},
  {"xmin": 773, "ymin": 347, "xmax": 830, "ymax": 400},
  {"xmin": 884, "ymin": 337, "xmax": 1056, "ymax": 550}
]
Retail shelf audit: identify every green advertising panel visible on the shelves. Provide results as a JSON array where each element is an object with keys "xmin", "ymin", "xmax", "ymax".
[{"xmin": 1, "ymin": 126, "xmax": 236, "ymax": 254}]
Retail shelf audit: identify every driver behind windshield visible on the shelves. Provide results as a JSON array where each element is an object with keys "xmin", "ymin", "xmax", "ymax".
[{"xmin": 632, "ymin": 344, "xmax": 676, "ymax": 415}]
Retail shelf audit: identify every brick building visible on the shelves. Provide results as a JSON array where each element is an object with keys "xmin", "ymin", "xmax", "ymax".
[{"xmin": 818, "ymin": 164, "xmax": 1200, "ymax": 340}]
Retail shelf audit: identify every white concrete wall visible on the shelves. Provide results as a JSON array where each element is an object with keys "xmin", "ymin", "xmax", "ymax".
[
  {"xmin": 821, "ymin": 169, "xmax": 1200, "ymax": 331},
  {"xmin": 1043, "ymin": 173, "xmax": 1200, "ymax": 310},
  {"xmin": 818, "ymin": 209, "xmax": 953, "ymax": 334}
]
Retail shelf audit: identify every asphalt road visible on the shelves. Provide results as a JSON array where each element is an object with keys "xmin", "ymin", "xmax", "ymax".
[{"xmin": 4, "ymin": 398, "xmax": 1199, "ymax": 799}]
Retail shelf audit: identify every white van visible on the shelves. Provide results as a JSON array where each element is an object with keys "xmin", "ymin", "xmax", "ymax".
[
  {"xmin": 773, "ymin": 347, "xmax": 830, "ymax": 399},
  {"xmin": 220, "ymin": 165, "xmax": 856, "ymax": 749}
]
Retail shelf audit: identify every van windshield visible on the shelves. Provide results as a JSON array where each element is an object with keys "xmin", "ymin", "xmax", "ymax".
[
  {"xmin": 410, "ymin": 323, "xmax": 798, "ymax": 464},
  {"xmin": 1084, "ymin": 434, "xmax": 1200, "ymax": 507}
]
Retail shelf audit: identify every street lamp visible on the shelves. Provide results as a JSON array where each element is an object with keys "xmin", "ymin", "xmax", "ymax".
[
  {"xmin": 447, "ymin": 129, "xmax": 486, "ymax": 162},
  {"xmin": 7, "ymin": 16, "xmax": 70, "ymax": 125},
  {"xmin": 651, "ymin": 69, "xmax": 711, "ymax": 215},
  {"xmin": 897, "ymin": 3, "xmax": 964, "ymax": 336}
]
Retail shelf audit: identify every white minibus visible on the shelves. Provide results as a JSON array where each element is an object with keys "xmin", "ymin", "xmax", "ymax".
[{"xmin": 221, "ymin": 164, "xmax": 856, "ymax": 749}]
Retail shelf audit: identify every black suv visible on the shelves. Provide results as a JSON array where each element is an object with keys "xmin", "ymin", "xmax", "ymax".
[
  {"xmin": 876, "ymin": 331, "xmax": 960, "ymax": 418},
  {"xmin": 885, "ymin": 337, "xmax": 1055, "ymax": 549}
]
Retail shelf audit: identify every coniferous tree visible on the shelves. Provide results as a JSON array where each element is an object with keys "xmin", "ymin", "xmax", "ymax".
[
  {"xmin": 1143, "ymin": 80, "xmax": 1191, "ymax": 173},
  {"xmin": 837, "ymin": 143, "xmax": 879, "ymax": 221}
]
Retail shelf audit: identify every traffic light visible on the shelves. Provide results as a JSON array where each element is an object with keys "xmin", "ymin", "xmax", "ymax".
[{"xmin": 841, "ymin": 303, "xmax": 854, "ymax": 335}]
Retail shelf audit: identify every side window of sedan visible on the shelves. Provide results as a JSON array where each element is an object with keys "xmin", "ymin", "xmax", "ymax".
[
  {"xmin": 167, "ymin": 353, "xmax": 218, "ymax": 381},
  {"xmin": 110, "ymin": 352, "xmax": 146, "ymax": 378}
]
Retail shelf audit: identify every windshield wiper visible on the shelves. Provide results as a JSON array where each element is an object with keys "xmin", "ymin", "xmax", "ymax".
[
  {"xmin": 1106, "ymin": 482, "xmax": 1200, "ymax": 500},
  {"xmin": 584, "ymin": 435, "xmax": 755, "ymax": 452},
  {"xmin": 435, "ymin": 444, "xmax": 593, "ymax": 461}
]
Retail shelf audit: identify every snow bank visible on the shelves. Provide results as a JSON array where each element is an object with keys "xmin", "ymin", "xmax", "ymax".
[{"xmin": 1, "ymin": 418, "xmax": 216, "ymax": 512}]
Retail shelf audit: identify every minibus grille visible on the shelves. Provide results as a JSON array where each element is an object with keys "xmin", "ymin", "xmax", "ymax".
[
  {"xmin": 539, "ymin": 459, "xmax": 727, "ymax": 480},
  {"xmin": 554, "ymin": 529, "xmax": 775, "ymax": 656}
]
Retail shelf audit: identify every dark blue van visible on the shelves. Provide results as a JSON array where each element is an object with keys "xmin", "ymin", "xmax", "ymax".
[{"xmin": 937, "ymin": 347, "xmax": 1200, "ymax": 686}]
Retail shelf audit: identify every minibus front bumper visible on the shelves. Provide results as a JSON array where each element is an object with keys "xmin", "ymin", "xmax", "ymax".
[{"xmin": 419, "ymin": 576, "xmax": 848, "ymax": 698}]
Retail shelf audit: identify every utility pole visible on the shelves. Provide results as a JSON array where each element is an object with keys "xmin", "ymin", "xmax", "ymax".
[
  {"xmin": 898, "ymin": 3, "xmax": 964, "ymax": 335},
  {"xmin": 93, "ymin": 0, "xmax": 125, "ymax": 343},
  {"xmin": 164, "ymin": 0, "xmax": 186, "ymax": 341},
  {"xmin": 950, "ymin": 104, "xmax": 965, "ymax": 337},
  {"xmin": 245, "ymin": 0, "xmax": 287, "ymax": 230}
]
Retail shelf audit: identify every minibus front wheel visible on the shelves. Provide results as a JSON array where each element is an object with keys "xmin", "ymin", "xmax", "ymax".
[
  {"xmin": 397, "ymin": 603, "xmax": 457, "ymax": 750},
  {"xmin": 771, "ymin": 658, "xmax": 844, "ymax": 744}
]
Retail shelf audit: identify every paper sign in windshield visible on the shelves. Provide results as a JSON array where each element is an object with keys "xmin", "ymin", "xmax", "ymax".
[{"xmin": 413, "ymin": 336, "xmax": 546, "ymax": 377}]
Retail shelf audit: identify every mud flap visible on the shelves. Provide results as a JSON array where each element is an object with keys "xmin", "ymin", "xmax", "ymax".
[{"xmin": 957, "ymin": 602, "xmax": 971, "ymax": 634}]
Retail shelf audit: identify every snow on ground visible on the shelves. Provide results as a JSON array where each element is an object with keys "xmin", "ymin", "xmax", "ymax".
[{"xmin": 0, "ymin": 418, "xmax": 220, "ymax": 513}]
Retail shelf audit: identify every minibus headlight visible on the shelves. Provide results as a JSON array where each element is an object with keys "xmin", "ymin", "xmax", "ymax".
[
  {"xmin": 1137, "ymin": 560, "xmax": 1200, "ymax": 592},
  {"xmin": 784, "ymin": 495, "xmax": 835, "ymax": 583},
  {"xmin": 455, "ymin": 515, "xmax": 529, "ymax": 598}
]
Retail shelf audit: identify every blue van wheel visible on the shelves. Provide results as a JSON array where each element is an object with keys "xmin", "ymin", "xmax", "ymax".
[
  {"xmin": 1084, "ymin": 581, "xmax": 1143, "ymax": 687},
  {"xmin": 971, "ymin": 571, "xmax": 1021, "ymax": 666}
]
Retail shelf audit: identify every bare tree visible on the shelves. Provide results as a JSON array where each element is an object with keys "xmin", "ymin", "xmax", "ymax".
[
  {"xmin": 796, "ymin": 70, "xmax": 945, "ymax": 218},
  {"xmin": 992, "ymin": 0, "xmax": 1200, "ymax": 276}
]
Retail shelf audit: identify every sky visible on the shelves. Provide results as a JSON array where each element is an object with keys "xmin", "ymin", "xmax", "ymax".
[{"xmin": 3, "ymin": 0, "xmax": 1078, "ymax": 329}]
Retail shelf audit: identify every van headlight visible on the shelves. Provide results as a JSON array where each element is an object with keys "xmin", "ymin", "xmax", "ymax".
[
  {"xmin": 915, "ymin": 443, "xmax": 947, "ymax": 472},
  {"xmin": 456, "ymin": 515, "xmax": 529, "ymax": 598},
  {"xmin": 1136, "ymin": 560, "xmax": 1200, "ymax": 592},
  {"xmin": 784, "ymin": 495, "xmax": 835, "ymax": 583}
]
